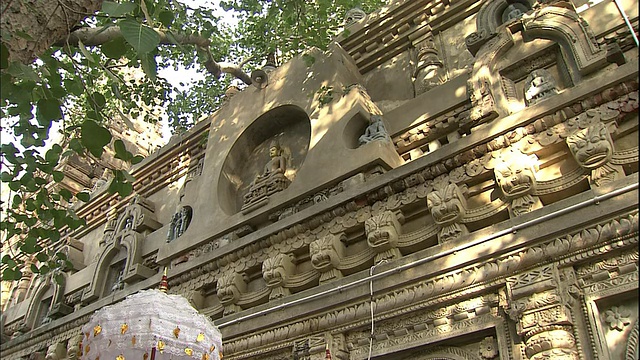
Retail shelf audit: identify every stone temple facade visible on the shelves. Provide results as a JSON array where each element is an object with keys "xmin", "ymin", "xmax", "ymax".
[{"xmin": 1, "ymin": 0, "xmax": 638, "ymax": 359}]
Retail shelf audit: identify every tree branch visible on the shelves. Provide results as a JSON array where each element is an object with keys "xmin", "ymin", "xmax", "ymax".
[{"xmin": 56, "ymin": 26, "xmax": 252, "ymax": 84}]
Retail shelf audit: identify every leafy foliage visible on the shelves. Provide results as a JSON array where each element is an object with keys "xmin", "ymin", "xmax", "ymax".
[{"xmin": 0, "ymin": 0, "xmax": 383, "ymax": 283}]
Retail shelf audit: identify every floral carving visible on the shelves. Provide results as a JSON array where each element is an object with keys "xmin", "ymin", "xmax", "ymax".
[
  {"xmin": 478, "ymin": 336, "xmax": 498, "ymax": 359},
  {"xmin": 605, "ymin": 306, "xmax": 631, "ymax": 331}
]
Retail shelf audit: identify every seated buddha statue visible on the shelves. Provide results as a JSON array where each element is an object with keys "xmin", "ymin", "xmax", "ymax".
[{"xmin": 243, "ymin": 140, "xmax": 291, "ymax": 207}]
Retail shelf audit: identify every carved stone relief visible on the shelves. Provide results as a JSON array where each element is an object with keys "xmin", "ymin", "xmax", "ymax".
[
  {"xmin": 566, "ymin": 121, "xmax": 623, "ymax": 187},
  {"xmin": 364, "ymin": 210, "xmax": 402, "ymax": 262},
  {"xmin": 310, "ymin": 234, "xmax": 345, "ymax": 284},
  {"xmin": 217, "ymin": 272, "xmax": 247, "ymax": 315},
  {"xmin": 358, "ymin": 115, "xmax": 392, "ymax": 145},
  {"xmin": 524, "ymin": 68, "xmax": 560, "ymax": 106},
  {"xmin": 505, "ymin": 265, "xmax": 581, "ymax": 359},
  {"xmin": 242, "ymin": 139, "xmax": 292, "ymax": 213},
  {"xmin": 493, "ymin": 149, "xmax": 543, "ymax": 217},
  {"xmin": 263, "ymin": 253, "xmax": 295, "ymax": 300},
  {"xmin": 426, "ymin": 179, "xmax": 468, "ymax": 243},
  {"xmin": 413, "ymin": 34, "xmax": 445, "ymax": 96}
]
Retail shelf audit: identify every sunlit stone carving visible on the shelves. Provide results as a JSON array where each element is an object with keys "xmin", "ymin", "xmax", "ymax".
[
  {"xmin": 427, "ymin": 182, "xmax": 468, "ymax": 243},
  {"xmin": 524, "ymin": 68, "xmax": 559, "ymax": 106}
]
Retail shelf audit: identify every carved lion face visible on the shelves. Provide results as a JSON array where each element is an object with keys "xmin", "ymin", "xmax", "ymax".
[
  {"xmin": 364, "ymin": 211, "xmax": 399, "ymax": 250},
  {"xmin": 494, "ymin": 159, "xmax": 536, "ymax": 199},
  {"xmin": 216, "ymin": 274, "xmax": 243, "ymax": 304},
  {"xmin": 427, "ymin": 184, "xmax": 466, "ymax": 225},
  {"xmin": 566, "ymin": 122, "xmax": 613, "ymax": 169},
  {"xmin": 262, "ymin": 255, "xmax": 290, "ymax": 287},
  {"xmin": 310, "ymin": 236, "xmax": 339, "ymax": 271}
]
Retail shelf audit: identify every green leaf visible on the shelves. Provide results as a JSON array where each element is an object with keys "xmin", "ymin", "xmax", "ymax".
[
  {"xmin": 102, "ymin": 1, "xmax": 137, "ymax": 16},
  {"xmin": 0, "ymin": 42, "xmax": 8, "ymax": 69},
  {"xmin": 113, "ymin": 139, "xmax": 129, "ymax": 160},
  {"xmin": 76, "ymin": 192, "xmax": 90, "ymax": 202},
  {"xmin": 131, "ymin": 155, "xmax": 144, "ymax": 164},
  {"xmin": 59, "ymin": 188, "xmax": 73, "ymax": 201},
  {"xmin": 54, "ymin": 273, "xmax": 65, "ymax": 285},
  {"xmin": 80, "ymin": 120, "xmax": 112, "ymax": 157},
  {"xmin": 102, "ymin": 37, "xmax": 129, "ymax": 59},
  {"xmin": 53, "ymin": 171, "xmax": 64, "ymax": 182},
  {"xmin": 159, "ymin": 11, "xmax": 175, "ymax": 27},
  {"xmin": 7, "ymin": 62, "xmax": 40, "ymax": 82},
  {"xmin": 139, "ymin": 53, "xmax": 157, "ymax": 81},
  {"xmin": 36, "ymin": 252, "xmax": 49, "ymax": 262},
  {"xmin": 119, "ymin": 19, "xmax": 160, "ymax": 54},
  {"xmin": 91, "ymin": 92, "xmax": 106, "ymax": 109},
  {"xmin": 77, "ymin": 40, "xmax": 96, "ymax": 63},
  {"xmin": 2, "ymin": 268, "xmax": 22, "ymax": 281},
  {"xmin": 36, "ymin": 98, "xmax": 62, "ymax": 124},
  {"xmin": 21, "ymin": 237, "xmax": 38, "ymax": 254}
]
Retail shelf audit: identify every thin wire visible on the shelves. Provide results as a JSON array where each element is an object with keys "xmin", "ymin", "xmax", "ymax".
[{"xmin": 368, "ymin": 259, "xmax": 388, "ymax": 360}]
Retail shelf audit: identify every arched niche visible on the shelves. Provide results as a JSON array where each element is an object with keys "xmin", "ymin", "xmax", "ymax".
[
  {"xmin": 218, "ymin": 105, "xmax": 311, "ymax": 215},
  {"xmin": 401, "ymin": 346, "xmax": 482, "ymax": 360},
  {"xmin": 82, "ymin": 197, "xmax": 157, "ymax": 303},
  {"xmin": 466, "ymin": 3, "xmax": 606, "ymax": 126},
  {"xmin": 22, "ymin": 275, "xmax": 62, "ymax": 330}
]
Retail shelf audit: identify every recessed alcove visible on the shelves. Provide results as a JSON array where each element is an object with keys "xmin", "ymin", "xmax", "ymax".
[
  {"xmin": 343, "ymin": 112, "xmax": 371, "ymax": 149},
  {"xmin": 217, "ymin": 105, "xmax": 312, "ymax": 215}
]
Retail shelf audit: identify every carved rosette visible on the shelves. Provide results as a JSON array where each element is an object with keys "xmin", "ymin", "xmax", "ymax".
[
  {"xmin": 506, "ymin": 265, "xmax": 580, "ymax": 360},
  {"xmin": 426, "ymin": 182, "xmax": 468, "ymax": 243},
  {"xmin": 216, "ymin": 272, "xmax": 247, "ymax": 315},
  {"xmin": 364, "ymin": 210, "xmax": 402, "ymax": 262},
  {"xmin": 310, "ymin": 234, "xmax": 345, "ymax": 284},
  {"xmin": 262, "ymin": 253, "xmax": 295, "ymax": 300},
  {"xmin": 566, "ymin": 121, "xmax": 622, "ymax": 187},
  {"xmin": 494, "ymin": 150, "xmax": 542, "ymax": 217}
]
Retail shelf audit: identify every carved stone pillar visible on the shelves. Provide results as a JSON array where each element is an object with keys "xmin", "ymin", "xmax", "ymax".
[
  {"xmin": 493, "ymin": 149, "xmax": 543, "ymax": 218},
  {"xmin": 263, "ymin": 253, "xmax": 295, "ymax": 300},
  {"xmin": 566, "ymin": 122, "xmax": 623, "ymax": 187},
  {"xmin": 216, "ymin": 272, "xmax": 246, "ymax": 315},
  {"xmin": 310, "ymin": 234, "xmax": 345, "ymax": 284},
  {"xmin": 364, "ymin": 210, "xmax": 402, "ymax": 263},
  {"xmin": 505, "ymin": 265, "xmax": 580, "ymax": 360},
  {"xmin": 426, "ymin": 181, "xmax": 468, "ymax": 243},
  {"xmin": 412, "ymin": 29, "xmax": 445, "ymax": 96}
]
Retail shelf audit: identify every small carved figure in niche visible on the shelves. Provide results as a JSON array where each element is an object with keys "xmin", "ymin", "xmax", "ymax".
[
  {"xmin": 524, "ymin": 68, "xmax": 559, "ymax": 106},
  {"xmin": 359, "ymin": 115, "xmax": 391, "ymax": 145},
  {"xmin": 242, "ymin": 140, "xmax": 291, "ymax": 208},
  {"xmin": 501, "ymin": 2, "xmax": 529, "ymax": 24},
  {"xmin": 345, "ymin": 7, "xmax": 366, "ymax": 26},
  {"xmin": 166, "ymin": 206, "xmax": 192, "ymax": 242},
  {"xmin": 109, "ymin": 265, "xmax": 125, "ymax": 293},
  {"xmin": 414, "ymin": 38, "xmax": 445, "ymax": 96}
]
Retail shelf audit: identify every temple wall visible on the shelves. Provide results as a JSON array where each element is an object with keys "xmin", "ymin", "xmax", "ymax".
[{"xmin": 1, "ymin": 0, "xmax": 638, "ymax": 359}]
